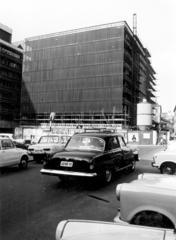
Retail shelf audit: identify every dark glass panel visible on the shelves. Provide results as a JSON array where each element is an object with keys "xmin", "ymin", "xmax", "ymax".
[
  {"xmin": 99, "ymin": 28, "xmax": 107, "ymax": 40},
  {"xmin": 53, "ymin": 58, "xmax": 59, "ymax": 69},
  {"xmin": 51, "ymin": 47, "xmax": 58, "ymax": 58},
  {"xmin": 57, "ymin": 91, "xmax": 63, "ymax": 101}
]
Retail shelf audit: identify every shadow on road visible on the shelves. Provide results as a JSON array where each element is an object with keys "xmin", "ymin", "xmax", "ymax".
[{"xmin": 55, "ymin": 168, "xmax": 134, "ymax": 191}]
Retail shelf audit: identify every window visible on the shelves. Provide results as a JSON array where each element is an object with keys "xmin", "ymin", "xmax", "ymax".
[
  {"xmin": 1, "ymin": 140, "xmax": 14, "ymax": 149},
  {"xmin": 118, "ymin": 136, "xmax": 126, "ymax": 147},
  {"xmin": 109, "ymin": 137, "xmax": 120, "ymax": 150}
]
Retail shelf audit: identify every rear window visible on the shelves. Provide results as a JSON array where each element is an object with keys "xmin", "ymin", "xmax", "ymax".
[
  {"xmin": 38, "ymin": 136, "xmax": 67, "ymax": 144},
  {"xmin": 65, "ymin": 136, "xmax": 105, "ymax": 151}
]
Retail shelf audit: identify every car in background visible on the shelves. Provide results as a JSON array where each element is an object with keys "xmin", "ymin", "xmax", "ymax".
[
  {"xmin": 0, "ymin": 135, "xmax": 32, "ymax": 150},
  {"xmin": 23, "ymin": 139, "xmax": 32, "ymax": 149},
  {"xmin": 55, "ymin": 219, "xmax": 176, "ymax": 240},
  {"xmin": 114, "ymin": 173, "xmax": 176, "ymax": 229},
  {"xmin": 28, "ymin": 134, "xmax": 70, "ymax": 163},
  {"xmin": 0, "ymin": 137, "xmax": 29, "ymax": 169},
  {"xmin": 13, "ymin": 139, "xmax": 32, "ymax": 150},
  {"xmin": 41, "ymin": 132, "xmax": 139, "ymax": 183},
  {"xmin": 152, "ymin": 140, "xmax": 176, "ymax": 174},
  {"xmin": 13, "ymin": 140, "xmax": 28, "ymax": 150}
]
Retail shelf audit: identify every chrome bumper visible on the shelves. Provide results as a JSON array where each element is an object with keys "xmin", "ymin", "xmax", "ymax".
[
  {"xmin": 114, "ymin": 208, "xmax": 129, "ymax": 225},
  {"xmin": 151, "ymin": 162, "xmax": 158, "ymax": 167},
  {"xmin": 40, "ymin": 169, "xmax": 97, "ymax": 177}
]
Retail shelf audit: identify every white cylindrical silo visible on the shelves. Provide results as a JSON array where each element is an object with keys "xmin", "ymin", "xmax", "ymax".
[{"xmin": 137, "ymin": 99, "xmax": 152, "ymax": 130}]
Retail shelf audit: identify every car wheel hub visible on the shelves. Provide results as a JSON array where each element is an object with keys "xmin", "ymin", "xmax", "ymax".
[
  {"xmin": 21, "ymin": 160, "xmax": 26, "ymax": 167},
  {"xmin": 163, "ymin": 167, "xmax": 172, "ymax": 175}
]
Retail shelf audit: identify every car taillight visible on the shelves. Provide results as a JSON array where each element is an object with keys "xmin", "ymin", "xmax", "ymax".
[
  {"xmin": 43, "ymin": 161, "xmax": 47, "ymax": 166},
  {"xmin": 116, "ymin": 184, "xmax": 123, "ymax": 201},
  {"xmin": 90, "ymin": 164, "xmax": 94, "ymax": 170},
  {"xmin": 89, "ymin": 159, "xmax": 95, "ymax": 170}
]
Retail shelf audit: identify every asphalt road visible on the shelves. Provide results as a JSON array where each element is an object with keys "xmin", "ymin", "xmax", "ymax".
[{"xmin": 0, "ymin": 145, "xmax": 165, "ymax": 240}]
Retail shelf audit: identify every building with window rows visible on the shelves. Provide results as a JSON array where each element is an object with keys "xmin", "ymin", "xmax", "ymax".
[
  {"xmin": 20, "ymin": 21, "xmax": 156, "ymax": 128},
  {"xmin": 0, "ymin": 23, "xmax": 23, "ymax": 132}
]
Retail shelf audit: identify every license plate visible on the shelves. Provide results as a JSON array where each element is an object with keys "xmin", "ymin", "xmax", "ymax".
[
  {"xmin": 60, "ymin": 161, "xmax": 73, "ymax": 167},
  {"xmin": 35, "ymin": 150, "xmax": 43, "ymax": 153}
]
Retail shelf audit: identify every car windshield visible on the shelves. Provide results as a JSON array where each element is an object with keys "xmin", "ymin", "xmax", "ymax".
[
  {"xmin": 65, "ymin": 136, "xmax": 105, "ymax": 151},
  {"xmin": 39, "ymin": 136, "xmax": 65, "ymax": 144}
]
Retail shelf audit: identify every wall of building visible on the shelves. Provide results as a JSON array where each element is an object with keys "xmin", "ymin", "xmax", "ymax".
[
  {"xmin": 0, "ymin": 38, "xmax": 23, "ymax": 132},
  {"xmin": 21, "ymin": 21, "xmax": 156, "ymax": 127},
  {"xmin": 128, "ymin": 130, "xmax": 157, "ymax": 145},
  {"xmin": 0, "ymin": 23, "xmax": 12, "ymax": 43},
  {"xmin": 22, "ymin": 23, "xmax": 125, "ymax": 117}
]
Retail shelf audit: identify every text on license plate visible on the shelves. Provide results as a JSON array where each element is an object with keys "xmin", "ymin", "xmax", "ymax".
[{"xmin": 60, "ymin": 161, "xmax": 73, "ymax": 167}]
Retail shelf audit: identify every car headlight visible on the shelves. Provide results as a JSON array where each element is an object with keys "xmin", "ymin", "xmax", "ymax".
[
  {"xmin": 89, "ymin": 159, "xmax": 95, "ymax": 170},
  {"xmin": 138, "ymin": 174, "xmax": 143, "ymax": 179},
  {"xmin": 116, "ymin": 184, "xmax": 123, "ymax": 201}
]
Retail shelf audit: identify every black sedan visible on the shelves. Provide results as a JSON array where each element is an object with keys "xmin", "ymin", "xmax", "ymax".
[{"xmin": 40, "ymin": 132, "xmax": 139, "ymax": 183}]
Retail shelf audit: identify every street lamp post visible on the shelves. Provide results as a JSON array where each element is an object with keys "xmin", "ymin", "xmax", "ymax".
[{"xmin": 49, "ymin": 112, "xmax": 55, "ymax": 132}]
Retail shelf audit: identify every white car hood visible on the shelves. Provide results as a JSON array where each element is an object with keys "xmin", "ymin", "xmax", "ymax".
[
  {"xmin": 154, "ymin": 150, "xmax": 176, "ymax": 156},
  {"xmin": 131, "ymin": 177, "xmax": 176, "ymax": 191}
]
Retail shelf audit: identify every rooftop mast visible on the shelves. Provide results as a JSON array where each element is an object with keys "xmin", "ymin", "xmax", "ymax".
[{"xmin": 133, "ymin": 13, "xmax": 137, "ymax": 36}]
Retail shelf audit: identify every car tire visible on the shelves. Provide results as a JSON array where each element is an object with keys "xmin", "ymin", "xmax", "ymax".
[
  {"xmin": 160, "ymin": 162, "xmax": 176, "ymax": 175},
  {"xmin": 104, "ymin": 169, "xmax": 112, "ymax": 183},
  {"xmin": 131, "ymin": 211, "xmax": 174, "ymax": 229},
  {"xmin": 19, "ymin": 156, "xmax": 28, "ymax": 169}
]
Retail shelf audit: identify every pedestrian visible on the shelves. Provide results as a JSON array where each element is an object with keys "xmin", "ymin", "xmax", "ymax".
[{"xmin": 132, "ymin": 135, "xmax": 136, "ymax": 142}]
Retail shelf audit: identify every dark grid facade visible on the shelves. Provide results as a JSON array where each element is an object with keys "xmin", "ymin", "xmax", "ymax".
[
  {"xmin": 0, "ymin": 24, "xmax": 23, "ymax": 132},
  {"xmin": 21, "ymin": 21, "xmax": 156, "ymax": 127}
]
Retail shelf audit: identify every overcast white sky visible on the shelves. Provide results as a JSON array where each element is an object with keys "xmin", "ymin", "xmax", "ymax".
[{"xmin": 1, "ymin": 0, "xmax": 176, "ymax": 113}]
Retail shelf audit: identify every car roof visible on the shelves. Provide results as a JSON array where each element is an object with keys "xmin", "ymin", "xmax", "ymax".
[
  {"xmin": 0, "ymin": 133, "xmax": 13, "ymax": 135},
  {"xmin": 131, "ymin": 177, "xmax": 176, "ymax": 191},
  {"xmin": 0, "ymin": 133, "xmax": 13, "ymax": 137},
  {"xmin": 0, "ymin": 136, "xmax": 12, "ymax": 139},
  {"xmin": 40, "ymin": 134, "xmax": 65, "ymax": 137},
  {"xmin": 73, "ymin": 132, "xmax": 123, "ymax": 138}
]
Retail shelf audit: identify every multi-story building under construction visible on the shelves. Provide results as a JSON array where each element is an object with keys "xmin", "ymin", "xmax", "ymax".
[{"xmin": 20, "ymin": 21, "xmax": 156, "ymax": 129}]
